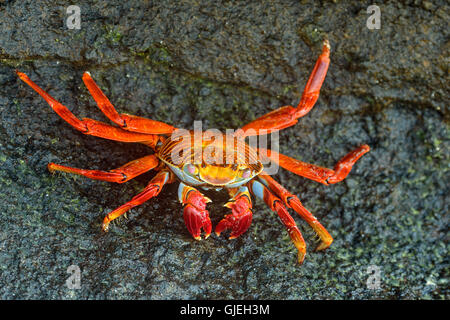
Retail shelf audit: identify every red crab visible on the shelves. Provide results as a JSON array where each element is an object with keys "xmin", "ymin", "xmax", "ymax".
[{"xmin": 16, "ymin": 40, "xmax": 369, "ymax": 264}]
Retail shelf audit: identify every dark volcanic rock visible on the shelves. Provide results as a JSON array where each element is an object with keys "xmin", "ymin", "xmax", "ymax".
[{"xmin": 0, "ymin": 1, "xmax": 448, "ymax": 299}]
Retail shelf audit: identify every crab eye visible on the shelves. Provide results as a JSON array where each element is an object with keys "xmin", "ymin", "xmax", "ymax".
[
  {"xmin": 185, "ymin": 164, "xmax": 198, "ymax": 175},
  {"xmin": 242, "ymin": 169, "xmax": 251, "ymax": 179}
]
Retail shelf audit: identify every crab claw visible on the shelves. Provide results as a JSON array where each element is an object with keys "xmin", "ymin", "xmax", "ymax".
[
  {"xmin": 215, "ymin": 187, "xmax": 253, "ymax": 239},
  {"xmin": 179, "ymin": 183, "xmax": 212, "ymax": 240},
  {"xmin": 183, "ymin": 204, "xmax": 212, "ymax": 240}
]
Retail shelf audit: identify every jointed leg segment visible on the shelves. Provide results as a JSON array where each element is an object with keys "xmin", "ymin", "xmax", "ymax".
[
  {"xmin": 82, "ymin": 72, "xmax": 176, "ymax": 135},
  {"xmin": 258, "ymin": 173, "xmax": 333, "ymax": 251},
  {"xmin": 294, "ymin": 40, "xmax": 330, "ymax": 119},
  {"xmin": 240, "ymin": 40, "xmax": 331, "ymax": 136},
  {"xmin": 259, "ymin": 144, "xmax": 370, "ymax": 185},
  {"xmin": 16, "ymin": 71, "xmax": 162, "ymax": 146},
  {"xmin": 248, "ymin": 180, "xmax": 307, "ymax": 264},
  {"xmin": 48, "ymin": 154, "xmax": 160, "ymax": 184},
  {"xmin": 102, "ymin": 170, "xmax": 173, "ymax": 231}
]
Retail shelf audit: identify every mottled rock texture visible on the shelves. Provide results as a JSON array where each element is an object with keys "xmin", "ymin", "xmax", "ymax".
[{"xmin": 0, "ymin": 0, "xmax": 448, "ymax": 299}]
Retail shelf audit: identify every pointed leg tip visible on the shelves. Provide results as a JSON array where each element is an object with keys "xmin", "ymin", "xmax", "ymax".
[
  {"xmin": 16, "ymin": 70, "xmax": 27, "ymax": 80},
  {"xmin": 297, "ymin": 253, "xmax": 306, "ymax": 265},
  {"xmin": 314, "ymin": 242, "xmax": 331, "ymax": 251},
  {"xmin": 82, "ymin": 71, "xmax": 92, "ymax": 80},
  {"xmin": 323, "ymin": 39, "xmax": 331, "ymax": 52},
  {"xmin": 315, "ymin": 239, "xmax": 333, "ymax": 252},
  {"xmin": 47, "ymin": 162, "xmax": 61, "ymax": 174}
]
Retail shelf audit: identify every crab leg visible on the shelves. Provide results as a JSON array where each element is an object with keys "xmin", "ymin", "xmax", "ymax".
[
  {"xmin": 215, "ymin": 186, "xmax": 253, "ymax": 239},
  {"xmin": 240, "ymin": 40, "xmax": 330, "ymax": 136},
  {"xmin": 178, "ymin": 183, "xmax": 212, "ymax": 240},
  {"xmin": 82, "ymin": 72, "xmax": 176, "ymax": 134},
  {"xmin": 259, "ymin": 144, "xmax": 370, "ymax": 185},
  {"xmin": 102, "ymin": 170, "xmax": 173, "ymax": 232},
  {"xmin": 16, "ymin": 71, "xmax": 162, "ymax": 147},
  {"xmin": 248, "ymin": 179, "xmax": 306, "ymax": 264},
  {"xmin": 48, "ymin": 154, "xmax": 159, "ymax": 183},
  {"xmin": 258, "ymin": 173, "xmax": 333, "ymax": 251}
]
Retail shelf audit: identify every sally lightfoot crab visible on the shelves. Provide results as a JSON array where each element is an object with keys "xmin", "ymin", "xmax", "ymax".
[{"xmin": 16, "ymin": 40, "xmax": 369, "ymax": 264}]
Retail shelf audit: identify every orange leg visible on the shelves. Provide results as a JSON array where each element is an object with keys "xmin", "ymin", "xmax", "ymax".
[
  {"xmin": 215, "ymin": 186, "xmax": 253, "ymax": 240},
  {"xmin": 258, "ymin": 173, "xmax": 333, "ymax": 251},
  {"xmin": 16, "ymin": 71, "xmax": 162, "ymax": 147},
  {"xmin": 259, "ymin": 144, "xmax": 370, "ymax": 185},
  {"xmin": 102, "ymin": 170, "xmax": 173, "ymax": 231},
  {"xmin": 240, "ymin": 40, "xmax": 330, "ymax": 136},
  {"xmin": 48, "ymin": 154, "xmax": 159, "ymax": 183},
  {"xmin": 82, "ymin": 72, "xmax": 176, "ymax": 134},
  {"xmin": 248, "ymin": 179, "xmax": 306, "ymax": 264}
]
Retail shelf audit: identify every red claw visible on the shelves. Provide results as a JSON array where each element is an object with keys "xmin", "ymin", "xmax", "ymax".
[
  {"xmin": 180, "ymin": 186, "xmax": 212, "ymax": 240},
  {"xmin": 215, "ymin": 189, "xmax": 253, "ymax": 239},
  {"xmin": 183, "ymin": 204, "xmax": 212, "ymax": 240}
]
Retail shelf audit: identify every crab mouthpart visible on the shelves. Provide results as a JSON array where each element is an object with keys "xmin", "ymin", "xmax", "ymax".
[{"xmin": 198, "ymin": 165, "xmax": 238, "ymax": 186}]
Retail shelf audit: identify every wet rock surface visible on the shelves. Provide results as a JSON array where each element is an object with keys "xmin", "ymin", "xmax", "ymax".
[{"xmin": 0, "ymin": 1, "xmax": 448, "ymax": 299}]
